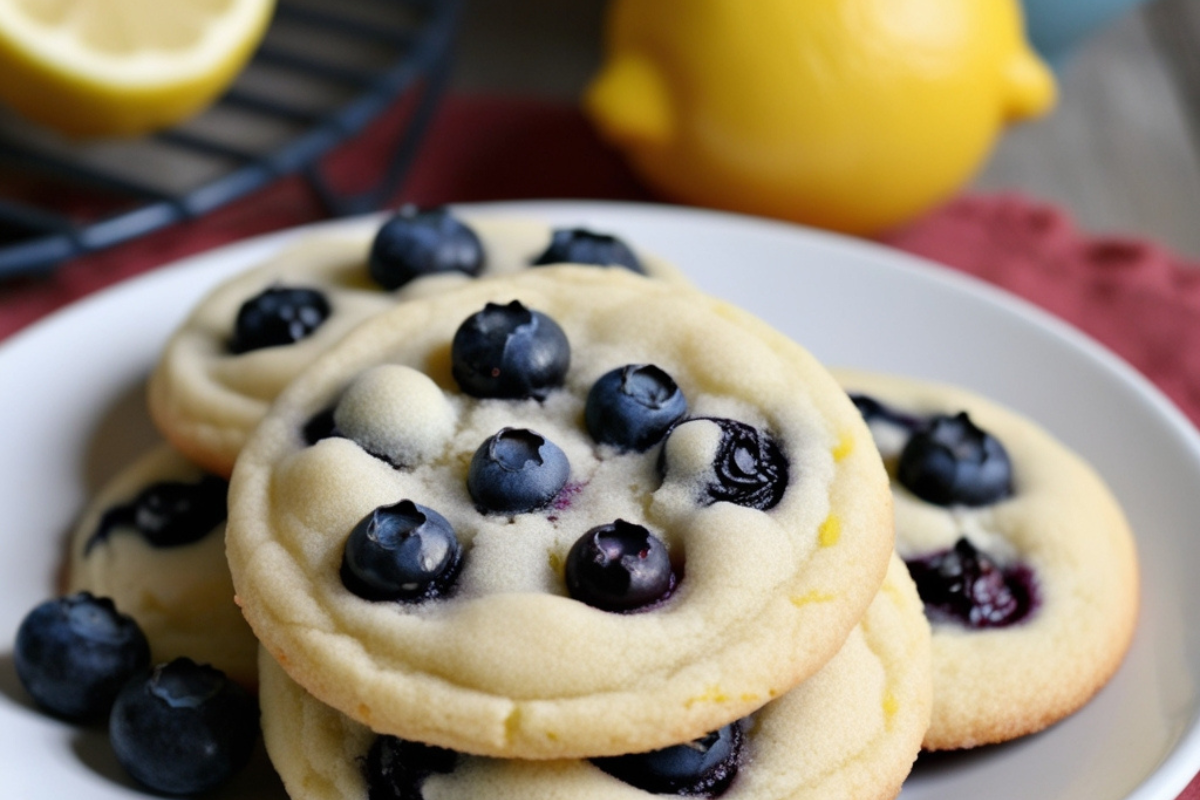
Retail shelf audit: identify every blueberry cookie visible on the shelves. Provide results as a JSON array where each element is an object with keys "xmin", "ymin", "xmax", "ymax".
[
  {"xmin": 65, "ymin": 445, "xmax": 257, "ymax": 687},
  {"xmin": 258, "ymin": 554, "xmax": 931, "ymax": 800},
  {"xmin": 226, "ymin": 266, "xmax": 894, "ymax": 759},
  {"xmin": 148, "ymin": 208, "xmax": 686, "ymax": 477},
  {"xmin": 835, "ymin": 369, "xmax": 1138, "ymax": 750}
]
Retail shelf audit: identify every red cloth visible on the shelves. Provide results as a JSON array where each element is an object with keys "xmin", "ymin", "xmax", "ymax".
[{"xmin": 1, "ymin": 93, "xmax": 1198, "ymax": 798}]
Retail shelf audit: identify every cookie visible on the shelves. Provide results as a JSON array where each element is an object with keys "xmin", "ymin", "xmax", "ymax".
[
  {"xmin": 226, "ymin": 266, "xmax": 894, "ymax": 759},
  {"xmin": 148, "ymin": 209, "xmax": 686, "ymax": 477},
  {"xmin": 834, "ymin": 369, "xmax": 1139, "ymax": 750},
  {"xmin": 64, "ymin": 444, "xmax": 257, "ymax": 687},
  {"xmin": 258, "ymin": 554, "xmax": 931, "ymax": 800}
]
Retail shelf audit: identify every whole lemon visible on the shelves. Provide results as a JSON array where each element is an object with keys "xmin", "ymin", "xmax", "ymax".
[{"xmin": 585, "ymin": 0, "xmax": 1055, "ymax": 235}]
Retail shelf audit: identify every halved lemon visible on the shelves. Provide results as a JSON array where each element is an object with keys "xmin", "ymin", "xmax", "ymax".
[{"xmin": 0, "ymin": 0, "xmax": 276, "ymax": 138}]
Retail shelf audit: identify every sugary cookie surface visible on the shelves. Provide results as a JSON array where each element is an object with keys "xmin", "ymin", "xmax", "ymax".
[
  {"xmin": 148, "ymin": 211, "xmax": 686, "ymax": 477},
  {"xmin": 835, "ymin": 369, "xmax": 1139, "ymax": 750},
  {"xmin": 257, "ymin": 555, "xmax": 931, "ymax": 800},
  {"xmin": 226, "ymin": 267, "xmax": 894, "ymax": 759},
  {"xmin": 65, "ymin": 445, "xmax": 258, "ymax": 687}
]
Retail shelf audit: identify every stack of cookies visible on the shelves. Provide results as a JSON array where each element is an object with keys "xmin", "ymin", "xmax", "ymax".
[{"xmin": 51, "ymin": 206, "xmax": 1138, "ymax": 798}]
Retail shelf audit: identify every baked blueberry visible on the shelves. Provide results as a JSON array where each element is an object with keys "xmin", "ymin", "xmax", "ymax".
[
  {"xmin": 592, "ymin": 722, "xmax": 743, "ymax": 796},
  {"xmin": 364, "ymin": 735, "xmax": 458, "ymax": 800},
  {"xmin": 665, "ymin": 417, "xmax": 789, "ymax": 511},
  {"xmin": 229, "ymin": 285, "xmax": 331, "ymax": 354},
  {"xmin": 303, "ymin": 406, "xmax": 340, "ymax": 445},
  {"xmin": 533, "ymin": 228, "xmax": 646, "ymax": 274},
  {"xmin": 468, "ymin": 428, "xmax": 570, "ymax": 514},
  {"xmin": 897, "ymin": 412, "xmax": 1013, "ymax": 506},
  {"xmin": 109, "ymin": 658, "xmax": 258, "ymax": 796},
  {"xmin": 341, "ymin": 500, "xmax": 462, "ymax": 602},
  {"xmin": 586, "ymin": 364, "xmax": 687, "ymax": 451},
  {"xmin": 451, "ymin": 301, "xmax": 570, "ymax": 400},
  {"xmin": 565, "ymin": 520, "xmax": 675, "ymax": 612},
  {"xmin": 85, "ymin": 474, "xmax": 228, "ymax": 555},
  {"xmin": 905, "ymin": 537, "xmax": 1035, "ymax": 628},
  {"xmin": 14, "ymin": 593, "xmax": 150, "ymax": 721},
  {"xmin": 369, "ymin": 206, "xmax": 485, "ymax": 290}
]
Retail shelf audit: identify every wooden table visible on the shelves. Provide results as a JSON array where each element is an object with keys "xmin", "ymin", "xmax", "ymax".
[{"xmin": 454, "ymin": 0, "xmax": 1200, "ymax": 258}]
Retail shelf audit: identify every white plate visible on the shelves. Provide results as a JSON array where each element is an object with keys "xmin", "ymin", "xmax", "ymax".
[{"xmin": 2, "ymin": 200, "xmax": 1198, "ymax": 799}]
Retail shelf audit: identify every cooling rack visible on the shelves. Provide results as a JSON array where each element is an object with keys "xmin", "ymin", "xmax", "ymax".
[{"xmin": 0, "ymin": 0, "xmax": 462, "ymax": 280}]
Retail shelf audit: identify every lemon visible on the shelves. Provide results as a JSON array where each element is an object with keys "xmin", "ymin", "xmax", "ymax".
[
  {"xmin": 585, "ymin": 0, "xmax": 1055, "ymax": 236},
  {"xmin": 0, "ymin": 0, "xmax": 275, "ymax": 138}
]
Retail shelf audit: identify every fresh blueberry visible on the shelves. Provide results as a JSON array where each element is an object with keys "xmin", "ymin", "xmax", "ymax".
[
  {"xmin": 565, "ymin": 520, "xmax": 675, "ymax": 612},
  {"xmin": 85, "ymin": 474, "xmax": 228, "ymax": 555},
  {"xmin": 468, "ymin": 428, "xmax": 570, "ymax": 514},
  {"xmin": 341, "ymin": 500, "xmax": 462, "ymax": 602},
  {"xmin": 586, "ymin": 364, "xmax": 688, "ymax": 451},
  {"xmin": 905, "ymin": 538, "xmax": 1035, "ymax": 628},
  {"xmin": 363, "ymin": 735, "xmax": 458, "ymax": 800},
  {"xmin": 897, "ymin": 412, "xmax": 1013, "ymax": 506},
  {"xmin": 14, "ymin": 593, "xmax": 150, "ymax": 720},
  {"xmin": 109, "ymin": 658, "xmax": 258, "ymax": 796},
  {"xmin": 532, "ymin": 228, "xmax": 646, "ymax": 274},
  {"xmin": 369, "ymin": 206, "xmax": 485, "ymax": 290},
  {"xmin": 665, "ymin": 417, "xmax": 789, "ymax": 511},
  {"xmin": 229, "ymin": 285, "xmax": 331, "ymax": 354},
  {"xmin": 593, "ymin": 722, "xmax": 743, "ymax": 796},
  {"xmin": 451, "ymin": 301, "xmax": 570, "ymax": 400}
]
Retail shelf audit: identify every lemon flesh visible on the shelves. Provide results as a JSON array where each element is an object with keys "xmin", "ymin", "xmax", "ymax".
[{"xmin": 0, "ymin": 0, "xmax": 276, "ymax": 137}]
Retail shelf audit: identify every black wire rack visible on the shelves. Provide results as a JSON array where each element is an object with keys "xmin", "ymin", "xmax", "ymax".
[{"xmin": 0, "ymin": 0, "xmax": 463, "ymax": 280}]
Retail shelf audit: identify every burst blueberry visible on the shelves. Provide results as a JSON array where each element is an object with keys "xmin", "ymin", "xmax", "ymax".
[
  {"xmin": 905, "ymin": 537, "xmax": 1035, "ymax": 628},
  {"xmin": 565, "ymin": 520, "xmax": 675, "ymax": 612},
  {"xmin": 109, "ymin": 658, "xmax": 258, "ymax": 796},
  {"xmin": 86, "ymin": 474, "xmax": 228, "ymax": 555},
  {"xmin": 532, "ymin": 228, "xmax": 646, "ymax": 273},
  {"xmin": 586, "ymin": 364, "xmax": 687, "ymax": 451},
  {"xmin": 363, "ymin": 735, "xmax": 458, "ymax": 800},
  {"xmin": 593, "ymin": 722, "xmax": 743, "ymax": 796},
  {"xmin": 229, "ymin": 285, "xmax": 331, "ymax": 353},
  {"xmin": 468, "ymin": 428, "xmax": 570, "ymax": 514},
  {"xmin": 897, "ymin": 412, "xmax": 1013, "ymax": 506},
  {"xmin": 665, "ymin": 417, "xmax": 789, "ymax": 510},
  {"xmin": 451, "ymin": 301, "xmax": 570, "ymax": 399},
  {"xmin": 341, "ymin": 500, "xmax": 462, "ymax": 602},
  {"xmin": 14, "ymin": 592, "xmax": 150, "ymax": 720},
  {"xmin": 369, "ymin": 206, "xmax": 485, "ymax": 290}
]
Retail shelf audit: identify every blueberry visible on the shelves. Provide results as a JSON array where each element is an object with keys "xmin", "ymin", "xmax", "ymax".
[
  {"xmin": 369, "ymin": 206, "xmax": 484, "ymax": 290},
  {"xmin": 229, "ymin": 285, "xmax": 331, "ymax": 354},
  {"xmin": 565, "ymin": 520, "xmax": 675, "ymax": 612},
  {"xmin": 897, "ymin": 412, "xmax": 1013, "ymax": 506},
  {"xmin": 848, "ymin": 393, "xmax": 923, "ymax": 432},
  {"xmin": 451, "ymin": 301, "xmax": 570, "ymax": 400},
  {"xmin": 109, "ymin": 658, "xmax": 258, "ymax": 796},
  {"xmin": 665, "ymin": 417, "xmax": 789, "ymax": 511},
  {"xmin": 14, "ymin": 593, "xmax": 150, "ymax": 721},
  {"xmin": 85, "ymin": 474, "xmax": 228, "ymax": 555},
  {"xmin": 363, "ymin": 735, "xmax": 458, "ymax": 800},
  {"xmin": 905, "ymin": 538, "xmax": 1035, "ymax": 628},
  {"xmin": 532, "ymin": 228, "xmax": 646, "ymax": 274},
  {"xmin": 593, "ymin": 722, "xmax": 743, "ymax": 796},
  {"xmin": 303, "ymin": 406, "xmax": 340, "ymax": 444},
  {"xmin": 341, "ymin": 500, "xmax": 462, "ymax": 602},
  {"xmin": 586, "ymin": 364, "xmax": 688, "ymax": 451},
  {"xmin": 468, "ymin": 428, "xmax": 570, "ymax": 514}
]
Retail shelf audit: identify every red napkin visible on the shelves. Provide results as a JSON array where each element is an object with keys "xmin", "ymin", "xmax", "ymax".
[{"xmin": 1, "ymin": 93, "xmax": 1198, "ymax": 799}]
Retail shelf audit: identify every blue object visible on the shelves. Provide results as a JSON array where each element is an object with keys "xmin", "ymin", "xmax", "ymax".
[{"xmin": 1022, "ymin": 0, "xmax": 1152, "ymax": 66}]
